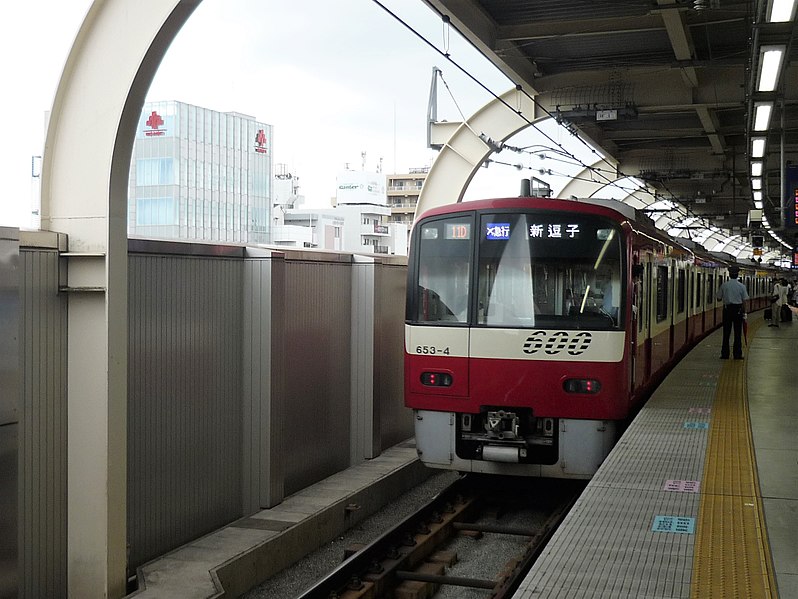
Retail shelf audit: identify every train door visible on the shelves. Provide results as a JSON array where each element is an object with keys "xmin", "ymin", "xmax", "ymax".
[
  {"xmin": 668, "ymin": 259, "xmax": 680, "ymax": 359},
  {"xmin": 630, "ymin": 260, "xmax": 641, "ymax": 392},
  {"xmin": 643, "ymin": 260, "xmax": 653, "ymax": 382},
  {"xmin": 697, "ymin": 270, "xmax": 705, "ymax": 333},
  {"xmin": 706, "ymin": 272, "xmax": 716, "ymax": 327},
  {"xmin": 688, "ymin": 268, "xmax": 695, "ymax": 342},
  {"xmin": 677, "ymin": 266, "xmax": 688, "ymax": 348}
]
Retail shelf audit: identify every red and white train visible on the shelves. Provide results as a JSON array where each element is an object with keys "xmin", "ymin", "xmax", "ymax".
[{"xmin": 404, "ymin": 196, "xmax": 775, "ymax": 478}]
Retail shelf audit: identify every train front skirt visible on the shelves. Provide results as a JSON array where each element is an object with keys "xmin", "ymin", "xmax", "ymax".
[{"xmin": 414, "ymin": 409, "xmax": 616, "ymax": 478}]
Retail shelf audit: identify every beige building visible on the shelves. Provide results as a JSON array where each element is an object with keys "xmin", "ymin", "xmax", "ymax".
[{"xmin": 386, "ymin": 167, "xmax": 428, "ymax": 233}]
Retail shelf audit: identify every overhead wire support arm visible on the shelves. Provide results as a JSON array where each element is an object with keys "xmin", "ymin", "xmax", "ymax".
[{"xmin": 427, "ymin": 66, "xmax": 442, "ymax": 150}]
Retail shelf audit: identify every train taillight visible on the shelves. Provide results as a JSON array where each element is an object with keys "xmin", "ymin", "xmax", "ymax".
[
  {"xmin": 563, "ymin": 378, "xmax": 602, "ymax": 394},
  {"xmin": 420, "ymin": 372, "xmax": 453, "ymax": 387}
]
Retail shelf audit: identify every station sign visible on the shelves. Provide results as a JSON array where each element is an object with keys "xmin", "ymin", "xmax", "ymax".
[{"xmin": 786, "ymin": 165, "xmax": 798, "ymax": 228}]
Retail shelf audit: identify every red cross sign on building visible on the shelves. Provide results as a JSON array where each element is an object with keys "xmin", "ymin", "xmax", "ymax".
[{"xmin": 144, "ymin": 111, "xmax": 165, "ymax": 136}]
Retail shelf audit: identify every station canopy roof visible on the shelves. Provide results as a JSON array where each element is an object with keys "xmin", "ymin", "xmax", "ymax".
[{"xmin": 422, "ymin": 0, "xmax": 798, "ymax": 265}]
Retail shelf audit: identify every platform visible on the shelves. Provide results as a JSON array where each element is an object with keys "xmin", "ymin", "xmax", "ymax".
[
  {"xmin": 514, "ymin": 311, "xmax": 798, "ymax": 599},
  {"xmin": 126, "ymin": 443, "xmax": 430, "ymax": 599}
]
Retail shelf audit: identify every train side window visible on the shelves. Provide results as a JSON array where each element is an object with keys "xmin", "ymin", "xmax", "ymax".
[
  {"xmin": 637, "ymin": 263, "xmax": 648, "ymax": 334},
  {"xmin": 695, "ymin": 272, "xmax": 702, "ymax": 308},
  {"xmin": 706, "ymin": 274, "xmax": 715, "ymax": 304},
  {"xmin": 677, "ymin": 269, "xmax": 686, "ymax": 314},
  {"xmin": 656, "ymin": 265, "xmax": 668, "ymax": 322}
]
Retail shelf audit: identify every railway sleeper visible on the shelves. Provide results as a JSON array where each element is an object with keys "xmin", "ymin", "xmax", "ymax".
[{"xmin": 394, "ymin": 562, "xmax": 446, "ymax": 599}]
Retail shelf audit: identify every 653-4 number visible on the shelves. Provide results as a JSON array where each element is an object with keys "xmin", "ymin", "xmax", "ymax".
[{"xmin": 415, "ymin": 345, "xmax": 450, "ymax": 355}]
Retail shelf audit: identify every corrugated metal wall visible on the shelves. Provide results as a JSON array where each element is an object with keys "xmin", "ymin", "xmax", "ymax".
[
  {"xmin": 1, "ymin": 229, "xmax": 20, "ymax": 599},
  {"xmin": 17, "ymin": 240, "xmax": 413, "ymax": 589},
  {"xmin": 374, "ymin": 260, "xmax": 412, "ymax": 451},
  {"xmin": 127, "ymin": 251, "xmax": 243, "ymax": 569},
  {"xmin": 18, "ymin": 245, "xmax": 67, "ymax": 599},
  {"xmin": 281, "ymin": 257, "xmax": 352, "ymax": 496}
]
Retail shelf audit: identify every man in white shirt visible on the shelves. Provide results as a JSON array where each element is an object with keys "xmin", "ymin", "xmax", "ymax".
[{"xmin": 716, "ymin": 266, "xmax": 748, "ymax": 359}]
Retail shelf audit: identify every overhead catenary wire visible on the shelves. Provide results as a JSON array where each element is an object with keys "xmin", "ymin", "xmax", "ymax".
[
  {"xmin": 369, "ymin": 1, "xmax": 714, "ymax": 224},
  {"xmin": 369, "ymin": 0, "xmax": 785, "ymax": 259}
]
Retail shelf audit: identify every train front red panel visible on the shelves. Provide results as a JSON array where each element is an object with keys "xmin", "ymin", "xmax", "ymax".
[{"xmin": 405, "ymin": 352, "xmax": 629, "ymax": 420}]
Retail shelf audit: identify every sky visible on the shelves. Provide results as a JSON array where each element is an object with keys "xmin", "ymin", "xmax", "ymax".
[{"xmin": 0, "ymin": 0, "xmax": 599, "ymax": 229}]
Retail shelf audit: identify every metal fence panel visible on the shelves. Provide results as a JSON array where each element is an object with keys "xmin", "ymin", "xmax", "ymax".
[{"xmin": 127, "ymin": 253, "xmax": 243, "ymax": 569}]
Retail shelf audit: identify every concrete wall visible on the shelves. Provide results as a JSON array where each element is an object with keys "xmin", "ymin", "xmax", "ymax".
[{"xmin": 15, "ymin": 234, "xmax": 412, "ymax": 590}]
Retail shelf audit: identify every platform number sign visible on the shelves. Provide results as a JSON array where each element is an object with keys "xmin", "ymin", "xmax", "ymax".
[
  {"xmin": 793, "ymin": 186, "xmax": 798, "ymax": 227},
  {"xmin": 787, "ymin": 165, "xmax": 798, "ymax": 228}
]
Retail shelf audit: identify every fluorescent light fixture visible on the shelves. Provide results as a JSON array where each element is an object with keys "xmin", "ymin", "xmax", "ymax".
[
  {"xmin": 751, "ymin": 161, "xmax": 763, "ymax": 176},
  {"xmin": 752, "ymin": 178, "xmax": 762, "ymax": 190},
  {"xmin": 753, "ymin": 102, "xmax": 773, "ymax": 131},
  {"xmin": 751, "ymin": 137, "xmax": 766, "ymax": 157},
  {"xmin": 758, "ymin": 46, "xmax": 786, "ymax": 92},
  {"xmin": 755, "ymin": 201, "xmax": 763, "ymax": 209},
  {"xmin": 768, "ymin": 0, "xmax": 797, "ymax": 21},
  {"xmin": 754, "ymin": 191, "xmax": 763, "ymax": 202}
]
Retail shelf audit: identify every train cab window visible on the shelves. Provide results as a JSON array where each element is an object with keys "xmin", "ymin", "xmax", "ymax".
[
  {"xmin": 410, "ymin": 216, "xmax": 473, "ymax": 323},
  {"xmin": 475, "ymin": 212, "xmax": 622, "ymax": 329}
]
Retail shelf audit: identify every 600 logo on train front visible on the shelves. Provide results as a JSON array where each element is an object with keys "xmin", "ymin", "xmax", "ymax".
[{"xmin": 522, "ymin": 331, "xmax": 592, "ymax": 356}]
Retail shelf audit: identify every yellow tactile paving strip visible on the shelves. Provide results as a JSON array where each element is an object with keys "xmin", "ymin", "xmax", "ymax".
[{"xmin": 691, "ymin": 318, "xmax": 778, "ymax": 599}]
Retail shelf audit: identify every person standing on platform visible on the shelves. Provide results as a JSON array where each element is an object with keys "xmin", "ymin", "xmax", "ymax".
[
  {"xmin": 780, "ymin": 278, "xmax": 791, "ymax": 322},
  {"xmin": 717, "ymin": 265, "xmax": 748, "ymax": 359},
  {"xmin": 770, "ymin": 278, "xmax": 786, "ymax": 328}
]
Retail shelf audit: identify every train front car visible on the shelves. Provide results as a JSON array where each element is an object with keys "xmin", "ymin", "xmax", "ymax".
[{"xmin": 405, "ymin": 198, "xmax": 630, "ymax": 478}]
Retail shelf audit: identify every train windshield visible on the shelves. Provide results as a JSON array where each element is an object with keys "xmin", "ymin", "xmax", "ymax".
[
  {"xmin": 408, "ymin": 210, "xmax": 624, "ymax": 329},
  {"xmin": 412, "ymin": 215, "xmax": 473, "ymax": 324},
  {"xmin": 477, "ymin": 212, "xmax": 623, "ymax": 329}
]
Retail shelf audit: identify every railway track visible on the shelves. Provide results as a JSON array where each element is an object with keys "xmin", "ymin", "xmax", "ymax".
[{"xmin": 295, "ymin": 475, "xmax": 585, "ymax": 599}]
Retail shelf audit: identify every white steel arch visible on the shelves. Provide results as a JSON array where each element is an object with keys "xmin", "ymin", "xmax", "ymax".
[
  {"xmin": 416, "ymin": 87, "xmax": 543, "ymax": 218},
  {"xmin": 40, "ymin": 1, "xmax": 199, "ymax": 596},
  {"xmin": 558, "ymin": 157, "xmax": 619, "ymax": 199}
]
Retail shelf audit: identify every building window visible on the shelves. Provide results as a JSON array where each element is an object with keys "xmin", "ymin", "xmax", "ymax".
[
  {"xmin": 136, "ymin": 197, "xmax": 177, "ymax": 225},
  {"xmin": 136, "ymin": 158, "xmax": 175, "ymax": 186}
]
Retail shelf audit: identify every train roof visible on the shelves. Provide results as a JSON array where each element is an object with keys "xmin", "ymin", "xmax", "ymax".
[{"xmin": 416, "ymin": 196, "xmax": 646, "ymax": 223}]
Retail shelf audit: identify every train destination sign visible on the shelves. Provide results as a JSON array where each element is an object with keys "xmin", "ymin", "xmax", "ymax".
[
  {"xmin": 486, "ymin": 223, "xmax": 511, "ymax": 240},
  {"xmin": 445, "ymin": 222, "xmax": 471, "ymax": 240},
  {"xmin": 484, "ymin": 222, "xmax": 582, "ymax": 240}
]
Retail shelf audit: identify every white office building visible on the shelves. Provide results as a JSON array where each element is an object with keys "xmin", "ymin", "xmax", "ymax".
[{"xmin": 128, "ymin": 100, "xmax": 273, "ymax": 244}]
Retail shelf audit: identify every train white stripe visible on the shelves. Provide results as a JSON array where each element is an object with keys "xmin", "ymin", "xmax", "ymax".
[
  {"xmin": 406, "ymin": 325, "xmax": 625, "ymax": 362},
  {"xmin": 406, "ymin": 326, "xmax": 470, "ymax": 357}
]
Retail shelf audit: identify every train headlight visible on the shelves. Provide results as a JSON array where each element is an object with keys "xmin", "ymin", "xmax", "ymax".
[
  {"xmin": 563, "ymin": 378, "xmax": 601, "ymax": 394},
  {"xmin": 420, "ymin": 372, "xmax": 453, "ymax": 387}
]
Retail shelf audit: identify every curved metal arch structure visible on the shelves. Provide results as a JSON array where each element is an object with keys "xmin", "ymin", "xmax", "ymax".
[
  {"xmin": 416, "ymin": 87, "xmax": 543, "ymax": 218},
  {"xmin": 40, "ymin": 1, "xmax": 200, "ymax": 596},
  {"xmin": 557, "ymin": 157, "xmax": 619, "ymax": 201}
]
